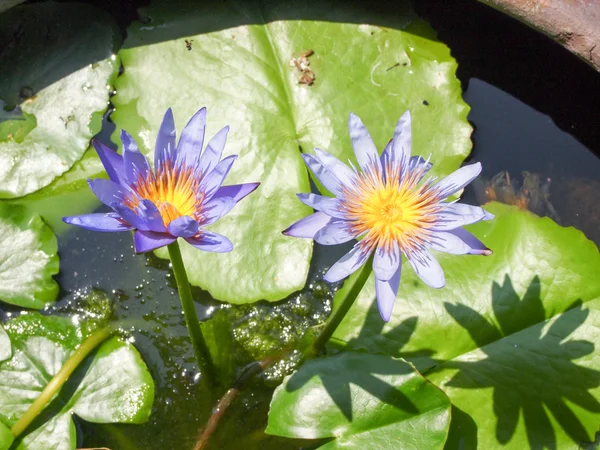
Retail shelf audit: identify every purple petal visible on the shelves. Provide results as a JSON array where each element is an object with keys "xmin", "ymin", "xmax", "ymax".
[
  {"xmin": 297, "ymin": 193, "xmax": 346, "ymax": 219},
  {"xmin": 200, "ymin": 125, "xmax": 229, "ymax": 175},
  {"xmin": 201, "ymin": 155, "xmax": 237, "ymax": 200},
  {"xmin": 212, "ymin": 182, "xmax": 260, "ymax": 203},
  {"xmin": 176, "ymin": 107, "xmax": 206, "ymax": 169},
  {"xmin": 202, "ymin": 196, "xmax": 236, "ymax": 225},
  {"xmin": 409, "ymin": 155, "xmax": 432, "ymax": 182},
  {"xmin": 314, "ymin": 220, "xmax": 355, "ymax": 245},
  {"xmin": 167, "ymin": 216, "xmax": 199, "ymax": 238},
  {"xmin": 433, "ymin": 203, "xmax": 495, "ymax": 231},
  {"xmin": 433, "ymin": 163, "xmax": 482, "ymax": 198},
  {"xmin": 428, "ymin": 231, "xmax": 473, "ymax": 255},
  {"xmin": 375, "ymin": 261, "xmax": 402, "ymax": 322},
  {"xmin": 88, "ymin": 178, "xmax": 127, "ymax": 207},
  {"xmin": 301, "ymin": 153, "xmax": 343, "ymax": 196},
  {"xmin": 314, "ymin": 148, "xmax": 355, "ymax": 187},
  {"xmin": 283, "ymin": 212, "xmax": 333, "ymax": 238},
  {"xmin": 111, "ymin": 200, "xmax": 165, "ymax": 233},
  {"xmin": 62, "ymin": 213, "xmax": 133, "ymax": 232},
  {"xmin": 134, "ymin": 230, "xmax": 175, "ymax": 253},
  {"xmin": 407, "ymin": 248, "xmax": 445, "ymax": 289},
  {"xmin": 446, "ymin": 228, "xmax": 493, "ymax": 256},
  {"xmin": 185, "ymin": 230, "xmax": 233, "ymax": 253},
  {"xmin": 348, "ymin": 113, "xmax": 380, "ymax": 171},
  {"xmin": 381, "ymin": 111, "xmax": 411, "ymax": 169},
  {"xmin": 373, "ymin": 241, "xmax": 401, "ymax": 281},
  {"xmin": 138, "ymin": 199, "xmax": 167, "ymax": 232},
  {"xmin": 92, "ymin": 140, "xmax": 126, "ymax": 186},
  {"xmin": 155, "ymin": 108, "xmax": 177, "ymax": 170},
  {"xmin": 121, "ymin": 129, "xmax": 151, "ymax": 184},
  {"xmin": 324, "ymin": 245, "xmax": 370, "ymax": 283}
]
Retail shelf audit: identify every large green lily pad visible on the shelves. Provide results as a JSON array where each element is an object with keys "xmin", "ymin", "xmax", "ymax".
[
  {"xmin": 112, "ymin": 0, "xmax": 472, "ymax": 303},
  {"xmin": 266, "ymin": 352, "xmax": 451, "ymax": 449},
  {"xmin": 0, "ymin": 313, "xmax": 154, "ymax": 450},
  {"xmin": 0, "ymin": 324, "xmax": 10, "ymax": 363},
  {"xmin": 331, "ymin": 202, "xmax": 600, "ymax": 448},
  {"xmin": 0, "ymin": 204, "xmax": 59, "ymax": 309},
  {"xmin": 0, "ymin": 3, "xmax": 119, "ymax": 198}
]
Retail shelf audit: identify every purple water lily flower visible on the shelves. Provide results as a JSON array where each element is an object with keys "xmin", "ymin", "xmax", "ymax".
[
  {"xmin": 284, "ymin": 111, "xmax": 493, "ymax": 322},
  {"xmin": 64, "ymin": 107, "xmax": 259, "ymax": 253}
]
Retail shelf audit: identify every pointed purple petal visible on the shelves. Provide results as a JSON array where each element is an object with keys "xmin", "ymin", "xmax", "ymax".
[
  {"xmin": 324, "ymin": 245, "xmax": 370, "ymax": 283},
  {"xmin": 211, "ymin": 182, "xmax": 260, "ymax": 203},
  {"xmin": 348, "ymin": 113, "xmax": 380, "ymax": 171},
  {"xmin": 297, "ymin": 193, "xmax": 346, "ymax": 219},
  {"xmin": 428, "ymin": 231, "xmax": 474, "ymax": 255},
  {"xmin": 200, "ymin": 125, "xmax": 229, "ymax": 174},
  {"xmin": 62, "ymin": 213, "xmax": 133, "ymax": 232},
  {"xmin": 375, "ymin": 261, "xmax": 402, "ymax": 322},
  {"xmin": 283, "ymin": 212, "xmax": 333, "ymax": 238},
  {"xmin": 314, "ymin": 220, "xmax": 355, "ymax": 245},
  {"xmin": 176, "ymin": 107, "xmax": 206, "ymax": 169},
  {"xmin": 138, "ymin": 199, "xmax": 167, "ymax": 232},
  {"xmin": 92, "ymin": 140, "xmax": 126, "ymax": 186},
  {"xmin": 201, "ymin": 155, "xmax": 237, "ymax": 200},
  {"xmin": 155, "ymin": 108, "xmax": 177, "ymax": 170},
  {"xmin": 373, "ymin": 241, "xmax": 401, "ymax": 281},
  {"xmin": 167, "ymin": 216, "xmax": 199, "ymax": 237},
  {"xmin": 301, "ymin": 153, "xmax": 343, "ymax": 196},
  {"xmin": 446, "ymin": 228, "xmax": 493, "ymax": 256},
  {"xmin": 381, "ymin": 111, "xmax": 411, "ymax": 169},
  {"xmin": 134, "ymin": 230, "xmax": 175, "ymax": 253},
  {"xmin": 202, "ymin": 196, "xmax": 236, "ymax": 226},
  {"xmin": 433, "ymin": 203, "xmax": 495, "ymax": 231},
  {"xmin": 407, "ymin": 249, "xmax": 445, "ymax": 288},
  {"xmin": 314, "ymin": 148, "xmax": 355, "ymax": 187},
  {"xmin": 434, "ymin": 163, "xmax": 482, "ymax": 198},
  {"xmin": 185, "ymin": 230, "xmax": 233, "ymax": 253},
  {"xmin": 121, "ymin": 129, "xmax": 151, "ymax": 184},
  {"xmin": 88, "ymin": 178, "xmax": 127, "ymax": 207}
]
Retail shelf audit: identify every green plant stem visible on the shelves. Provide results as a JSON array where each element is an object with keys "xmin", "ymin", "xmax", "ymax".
[
  {"xmin": 307, "ymin": 256, "xmax": 374, "ymax": 358},
  {"xmin": 167, "ymin": 240, "xmax": 216, "ymax": 387},
  {"xmin": 11, "ymin": 326, "xmax": 114, "ymax": 438}
]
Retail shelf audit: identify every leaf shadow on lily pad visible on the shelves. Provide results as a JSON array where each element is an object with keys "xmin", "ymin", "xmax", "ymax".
[
  {"xmin": 285, "ymin": 353, "xmax": 420, "ymax": 422},
  {"xmin": 439, "ymin": 275, "xmax": 600, "ymax": 450}
]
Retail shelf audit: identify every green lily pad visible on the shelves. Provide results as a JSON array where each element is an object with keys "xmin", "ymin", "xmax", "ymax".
[
  {"xmin": 0, "ymin": 324, "xmax": 9, "ymax": 363},
  {"xmin": 112, "ymin": 0, "xmax": 471, "ymax": 303},
  {"xmin": 331, "ymin": 203, "xmax": 600, "ymax": 448},
  {"xmin": 0, "ymin": 313, "xmax": 154, "ymax": 450},
  {"xmin": 0, "ymin": 3, "xmax": 119, "ymax": 198},
  {"xmin": 0, "ymin": 204, "xmax": 59, "ymax": 309},
  {"xmin": 266, "ymin": 352, "xmax": 451, "ymax": 449},
  {"xmin": 0, "ymin": 421, "xmax": 13, "ymax": 450}
]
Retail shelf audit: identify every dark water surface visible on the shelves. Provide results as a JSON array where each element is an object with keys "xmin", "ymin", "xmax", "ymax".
[{"xmin": 4, "ymin": 0, "xmax": 600, "ymax": 449}]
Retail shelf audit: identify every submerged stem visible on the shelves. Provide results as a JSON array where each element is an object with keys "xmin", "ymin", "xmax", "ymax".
[
  {"xmin": 11, "ymin": 326, "xmax": 114, "ymax": 438},
  {"xmin": 308, "ymin": 255, "xmax": 374, "ymax": 358},
  {"xmin": 167, "ymin": 240, "xmax": 216, "ymax": 387}
]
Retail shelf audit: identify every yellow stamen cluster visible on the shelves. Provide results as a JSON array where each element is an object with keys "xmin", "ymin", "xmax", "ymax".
[
  {"xmin": 342, "ymin": 162, "xmax": 440, "ymax": 253},
  {"xmin": 125, "ymin": 163, "xmax": 203, "ymax": 226}
]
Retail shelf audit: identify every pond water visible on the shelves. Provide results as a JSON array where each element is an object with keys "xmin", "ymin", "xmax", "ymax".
[{"xmin": 2, "ymin": 0, "xmax": 600, "ymax": 449}]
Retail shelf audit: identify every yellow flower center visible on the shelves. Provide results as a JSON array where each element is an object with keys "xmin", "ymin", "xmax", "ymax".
[
  {"xmin": 342, "ymin": 162, "xmax": 440, "ymax": 253},
  {"xmin": 125, "ymin": 163, "xmax": 203, "ymax": 226}
]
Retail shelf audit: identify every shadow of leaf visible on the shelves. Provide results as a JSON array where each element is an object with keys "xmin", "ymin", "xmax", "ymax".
[
  {"xmin": 286, "ymin": 349, "xmax": 419, "ymax": 421},
  {"xmin": 440, "ymin": 275, "xmax": 600, "ymax": 449}
]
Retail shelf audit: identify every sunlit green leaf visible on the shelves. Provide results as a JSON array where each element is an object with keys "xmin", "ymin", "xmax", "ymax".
[
  {"xmin": 112, "ymin": 0, "xmax": 471, "ymax": 303},
  {"xmin": 0, "ymin": 324, "xmax": 9, "ymax": 363},
  {"xmin": 0, "ymin": 313, "xmax": 154, "ymax": 450},
  {"xmin": 0, "ymin": 3, "xmax": 119, "ymax": 198},
  {"xmin": 332, "ymin": 203, "xmax": 600, "ymax": 449},
  {"xmin": 266, "ymin": 352, "xmax": 451, "ymax": 449},
  {"xmin": 0, "ymin": 204, "xmax": 58, "ymax": 309},
  {"xmin": 0, "ymin": 420, "xmax": 13, "ymax": 450}
]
